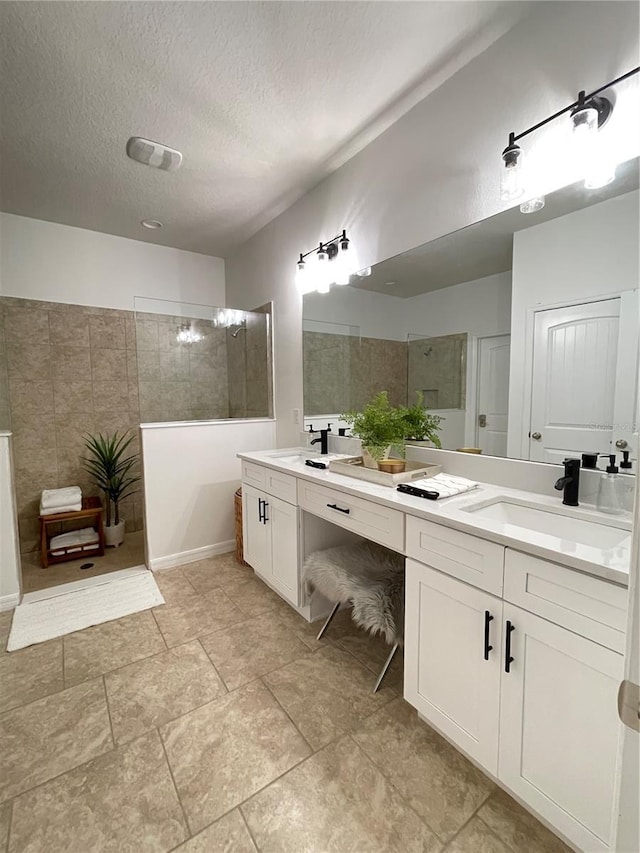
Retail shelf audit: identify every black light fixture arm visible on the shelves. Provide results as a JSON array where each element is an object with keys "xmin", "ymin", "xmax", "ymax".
[
  {"xmin": 299, "ymin": 230, "xmax": 347, "ymax": 262},
  {"xmin": 506, "ymin": 66, "xmax": 639, "ymax": 146}
]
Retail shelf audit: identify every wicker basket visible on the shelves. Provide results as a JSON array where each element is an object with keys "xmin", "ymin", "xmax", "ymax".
[{"xmin": 234, "ymin": 487, "xmax": 248, "ymax": 566}]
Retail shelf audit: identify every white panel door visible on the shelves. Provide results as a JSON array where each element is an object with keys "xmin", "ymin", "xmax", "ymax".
[
  {"xmin": 242, "ymin": 485, "xmax": 270, "ymax": 578},
  {"xmin": 404, "ymin": 559, "xmax": 503, "ymax": 774},
  {"xmin": 476, "ymin": 335, "xmax": 511, "ymax": 457},
  {"xmin": 529, "ymin": 299, "xmax": 622, "ymax": 462},
  {"xmin": 499, "ymin": 603, "xmax": 623, "ymax": 853},
  {"xmin": 268, "ymin": 495, "xmax": 299, "ymax": 606}
]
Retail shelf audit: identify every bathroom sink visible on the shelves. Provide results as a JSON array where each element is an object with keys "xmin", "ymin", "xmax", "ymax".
[
  {"xmin": 463, "ymin": 498, "xmax": 631, "ymax": 549},
  {"xmin": 268, "ymin": 451, "xmax": 317, "ymax": 464}
]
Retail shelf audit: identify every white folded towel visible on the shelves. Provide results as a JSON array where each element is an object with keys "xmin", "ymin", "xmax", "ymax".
[
  {"xmin": 49, "ymin": 529, "xmax": 99, "ymax": 550},
  {"xmin": 413, "ymin": 473, "xmax": 479, "ymax": 499},
  {"xmin": 51, "ymin": 544, "xmax": 99, "ymax": 556},
  {"xmin": 41, "ymin": 487, "xmax": 82, "ymax": 510},
  {"xmin": 40, "ymin": 502, "xmax": 83, "ymax": 516}
]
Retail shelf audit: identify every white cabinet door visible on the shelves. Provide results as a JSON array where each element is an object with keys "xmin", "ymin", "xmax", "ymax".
[
  {"xmin": 404, "ymin": 559, "xmax": 503, "ymax": 774},
  {"xmin": 499, "ymin": 604, "xmax": 624, "ymax": 853},
  {"xmin": 242, "ymin": 484, "xmax": 270, "ymax": 578},
  {"xmin": 268, "ymin": 495, "xmax": 299, "ymax": 606}
]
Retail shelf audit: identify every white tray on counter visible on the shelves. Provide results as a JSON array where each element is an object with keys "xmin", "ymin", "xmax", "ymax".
[{"xmin": 328, "ymin": 456, "xmax": 442, "ymax": 487}]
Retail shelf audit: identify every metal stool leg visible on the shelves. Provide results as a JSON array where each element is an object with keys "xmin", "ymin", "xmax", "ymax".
[
  {"xmin": 316, "ymin": 601, "xmax": 341, "ymax": 640},
  {"xmin": 373, "ymin": 642, "xmax": 399, "ymax": 693}
]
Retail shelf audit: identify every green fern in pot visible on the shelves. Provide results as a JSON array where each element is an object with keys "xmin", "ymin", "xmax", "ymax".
[
  {"xmin": 401, "ymin": 392, "xmax": 443, "ymax": 448},
  {"xmin": 341, "ymin": 391, "xmax": 407, "ymax": 467},
  {"xmin": 83, "ymin": 431, "xmax": 141, "ymax": 546}
]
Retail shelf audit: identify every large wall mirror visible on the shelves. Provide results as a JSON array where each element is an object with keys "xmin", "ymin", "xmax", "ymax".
[{"xmin": 303, "ymin": 157, "xmax": 639, "ymax": 467}]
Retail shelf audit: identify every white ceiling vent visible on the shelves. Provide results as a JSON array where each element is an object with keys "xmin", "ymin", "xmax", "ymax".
[{"xmin": 126, "ymin": 137, "xmax": 183, "ymax": 171}]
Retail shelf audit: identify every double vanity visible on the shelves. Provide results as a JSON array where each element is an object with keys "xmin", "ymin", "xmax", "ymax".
[{"xmin": 239, "ymin": 446, "xmax": 631, "ymax": 853}]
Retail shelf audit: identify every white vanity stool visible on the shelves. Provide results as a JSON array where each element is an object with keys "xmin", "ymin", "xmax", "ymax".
[{"xmin": 302, "ymin": 540, "xmax": 405, "ymax": 692}]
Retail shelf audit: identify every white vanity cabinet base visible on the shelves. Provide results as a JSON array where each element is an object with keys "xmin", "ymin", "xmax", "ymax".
[
  {"xmin": 499, "ymin": 603, "xmax": 623, "ymax": 853},
  {"xmin": 504, "ymin": 549, "xmax": 628, "ymax": 653},
  {"xmin": 242, "ymin": 484, "xmax": 300, "ymax": 606},
  {"xmin": 243, "ymin": 484, "xmax": 270, "ymax": 577},
  {"xmin": 406, "ymin": 516, "xmax": 504, "ymax": 595},
  {"xmin": 298, "ymin": 480, "xmax": 404, "ymax": 552},
  {"xmin": 269, "ymin": 495, "xmax": 299, "ymax": 602},
  {"xmin": 405, "ymin": 559, "xmax": 503, "ymax": 774}
]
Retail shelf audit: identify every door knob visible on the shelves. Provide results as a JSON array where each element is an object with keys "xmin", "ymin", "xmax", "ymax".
[
  {"xmin": 531, "ymin": 432, "xmax": 542, "ymax": 440},
  {"xmin": 478, "ymin": 414, "xmax": 487, "ymax": 428},
  {"xmin": 615, "ymin": 439, "xmax": 628, "ymax": 449}
]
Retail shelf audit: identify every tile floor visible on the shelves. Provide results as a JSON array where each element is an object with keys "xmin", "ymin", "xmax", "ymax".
[
  {"xmin": 20, "ymin": 530, "xmax": 147, "ymax": 594},
  {"xmin": 0, "ymin": 553, "xmax": 572, "ymax": 853}
]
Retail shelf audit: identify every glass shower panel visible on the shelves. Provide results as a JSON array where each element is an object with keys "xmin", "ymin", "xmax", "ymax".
[{"xmin": 134, "ymin": 297, "xmax": 272, "ymax": 423}]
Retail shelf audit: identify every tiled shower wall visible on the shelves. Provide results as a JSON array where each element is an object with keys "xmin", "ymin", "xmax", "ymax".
[
  {"xmin": 135, "ymin": 313, "xmax": 230, "ymax": 423},
  {"xmin": 227, "ymin": 310, "xmax": 271, "ymax": 418},
  {"xmin": 3, "ymin": 297, "xmax": 273, "ymax": 555},
  {"xmin": 407, "ymin": 333, "xmax": 467, "ymax": 410},
  {"xmin": 303, "ymin": 332, "xmax": 408, "ymax": 415},
  {"xmin": 1, "ymin": 296, "xmax": 144, "ymax": 555}
]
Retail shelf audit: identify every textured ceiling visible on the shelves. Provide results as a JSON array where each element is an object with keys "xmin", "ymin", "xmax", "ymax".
[
  {"xmin": 355, "ymin": 157, "xmax": 639, "ymax": 297},
  {"xmin": 0, "ymin": 1, "xmax": 529, "ymax": 257}
]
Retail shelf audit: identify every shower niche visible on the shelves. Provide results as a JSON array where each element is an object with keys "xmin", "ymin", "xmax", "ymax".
[{"xmin": 134, "ymin": 297, "xmax": 273, "ymax": 423}]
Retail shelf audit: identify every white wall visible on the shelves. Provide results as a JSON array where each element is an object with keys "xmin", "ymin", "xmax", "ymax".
[
  {"xmin": 225, "ymin": 2, "xmax": 640, "ymax": 446},
  {"xmin": 0, "ymin": 213, "xmax": 225, "ymax": 312},
  {"xmin": 507, "ymin": 190, "xmax": 640, "ymax": 456},
  {"xmin": 0, "ymin": 432, "xmax": 21, "ymax": 610},
  {"xmin": 141, "ymin": 419, "xmax": 276, "ymax": 570}
]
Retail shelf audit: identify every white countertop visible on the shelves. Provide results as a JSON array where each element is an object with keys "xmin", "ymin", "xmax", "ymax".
[{"xmin": 238, "ymin": 448, "xmax": 632, "ymax": 587}]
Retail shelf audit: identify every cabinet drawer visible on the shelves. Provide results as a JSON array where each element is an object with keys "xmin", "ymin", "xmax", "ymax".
[
  {"xmin": 406, "ymin": 516, "xmax": 504, "ymax": 595},
  {"xmin": 264, "ymin": 469, "xmax": 297, "ymax": 505},
  {"xmin": 298, "ymin": 481, "xmax": 404, "ymax": 552},
  {"xmin": 242, "ymin": 461, "xmax": 265, "ymax": 489},
  {"xmin": 504, "ymin": 549, "xmax": 628, "ymax": 653}
]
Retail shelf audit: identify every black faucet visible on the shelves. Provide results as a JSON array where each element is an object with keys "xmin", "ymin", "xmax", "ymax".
[
  {"xmin": 554, "ymin": 458, "xmax": 580, "ymax": 506},
  {"xmin": 309, "ymin": 426, "xmax": 331, "ymax": 455}
]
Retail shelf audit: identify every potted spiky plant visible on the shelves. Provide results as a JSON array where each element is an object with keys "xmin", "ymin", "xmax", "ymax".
[
  {"xmin": 83, "ymin": 431, "xmax": 141, "ymax": 547},
  {"xmin": 342, "ymin": 391, "xmax": 407, "ymax": 468}
]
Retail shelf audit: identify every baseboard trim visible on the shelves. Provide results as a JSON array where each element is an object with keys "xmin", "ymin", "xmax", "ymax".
[
  {"xmin": 0, "ymin": 592, "xmax": 21, "ymax": 612},
  {"xmin": 149, "ymin": 541, "xmax": 235, "ymax": 572}
]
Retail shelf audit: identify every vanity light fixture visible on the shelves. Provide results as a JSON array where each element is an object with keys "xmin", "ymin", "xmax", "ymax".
[
  {"xmin": 500, "ymin": 134, "xmax": 525, "ymax": 201},
  {"xmin": 295, "ymin": 230, "xmax": 357, "ymax": 294},
  {"xmin": 499, "ymin": 65, "xmax": 639, "ymax": 209}
]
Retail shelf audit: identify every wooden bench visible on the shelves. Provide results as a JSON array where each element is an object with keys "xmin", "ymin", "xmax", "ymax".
[{"xmin": 39, "ymin": 496, "xmax": 105, "ymax": 567}]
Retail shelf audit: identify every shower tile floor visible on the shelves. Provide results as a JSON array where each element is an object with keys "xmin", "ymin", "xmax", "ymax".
[
  {"xmin": 0, "ymin": 553, "xmax": 571, "ymax": 853},
  {"xmin": 20, "ymin": 530, "xmax": 146, "ymax": 594}
]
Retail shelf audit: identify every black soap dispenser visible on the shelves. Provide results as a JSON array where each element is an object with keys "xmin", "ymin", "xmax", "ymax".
[
  {"xmin": 619, "ymin": 451, "xmax": 635, "ymax": 511},
  {"xmin": 596, "ymin": 454, "xmax": 622, "ymax": 515}
]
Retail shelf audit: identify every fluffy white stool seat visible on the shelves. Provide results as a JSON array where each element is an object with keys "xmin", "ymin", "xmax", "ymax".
[{"xmin": 303, "ymin": 540, "xmax": 405, "ymax": 646}]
